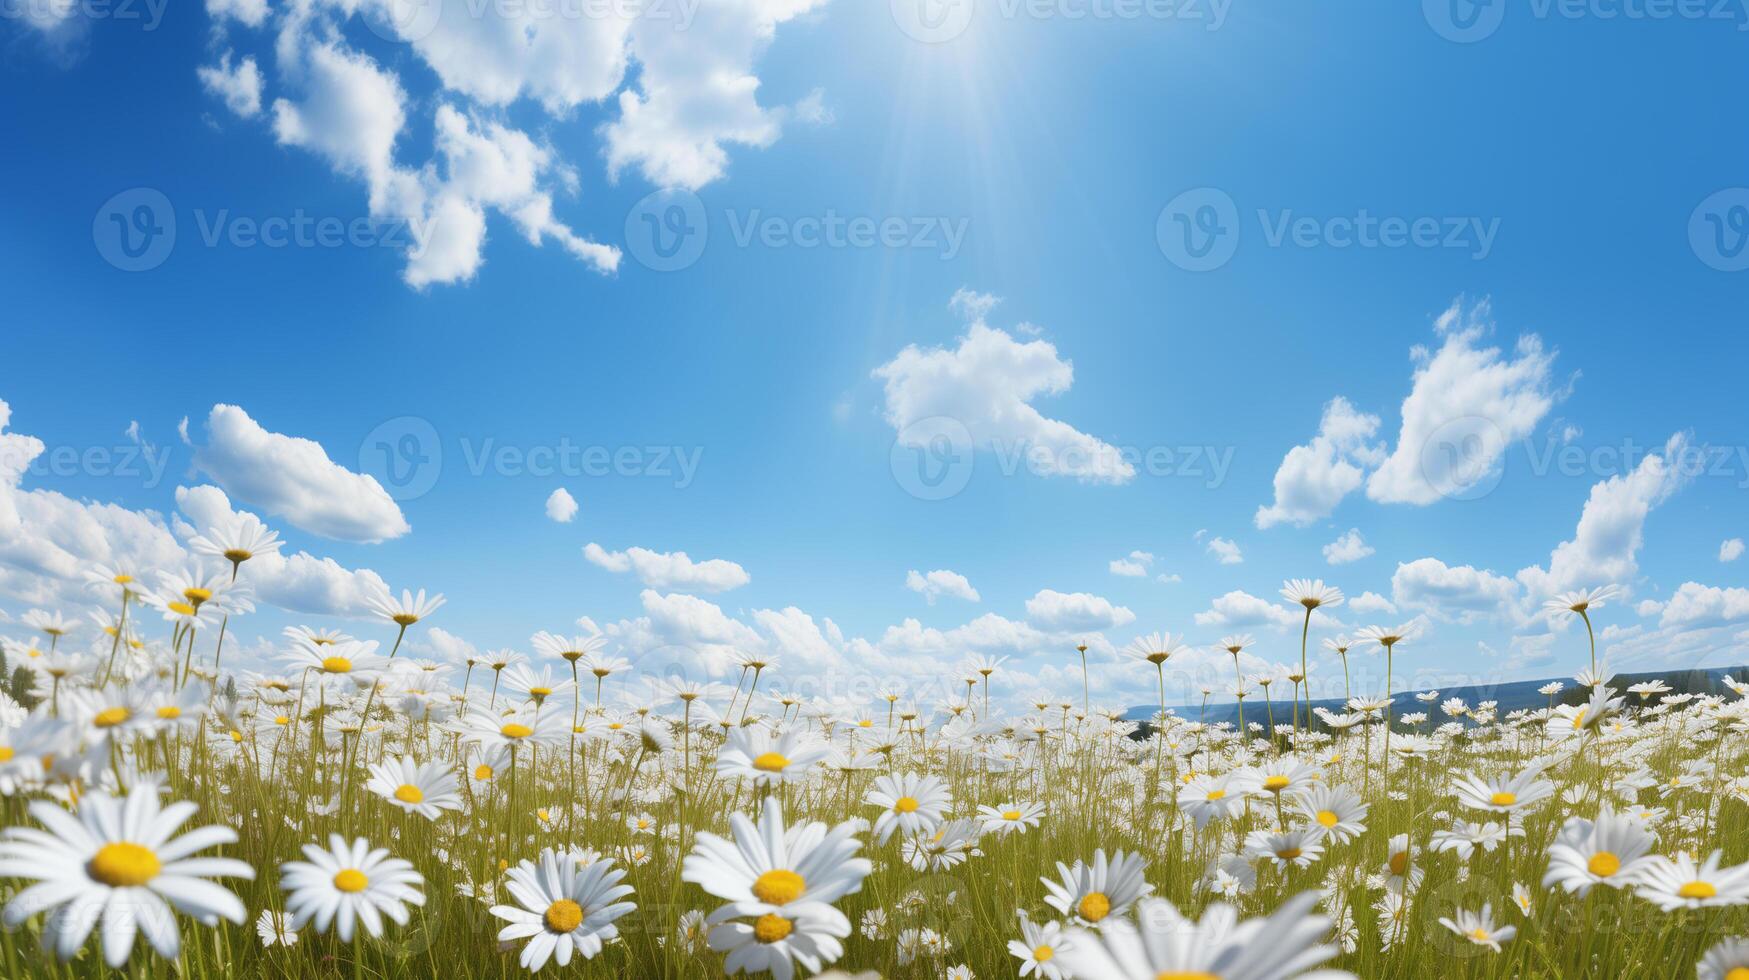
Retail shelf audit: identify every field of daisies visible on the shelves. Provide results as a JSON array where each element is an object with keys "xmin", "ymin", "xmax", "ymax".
[{"xmin": 3, "ymin": 522, "xmax": 1748, "ymax": 979}]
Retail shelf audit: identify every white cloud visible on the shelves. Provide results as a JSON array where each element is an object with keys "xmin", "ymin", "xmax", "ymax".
[
  {"xmin": 1722, "ymin": 538, "xmax": 1745, "ymax": 563},
  {"xmin": 206, "ymin": 0, "xmax": 267, "ymax": 27},
  {"xmin": 1205, "ymin": 537, "xmax": 1243, "ymax": 565},
  {"xmin": 1658, "ymin": 582, "xmax": 1749, "ymax": 628},
  {"xmin": 1193, "ymin": 590, "xmax": 1300, "ymax": 630},
  {"xmin": 873, "ymin": 293, "xmax": 1135, "ymax": 485},
  {"xmin": 192, "ymin": 404, "xmax": 410, "ymax": 543},
  {"xmin": 1636, "ymin": 599, "xmax": 1665, "ymax": 618},
  {"xmin": 1392, "ymin": 557, "xmax": 1519, "ymax": 623},
  {"xmin": 583, "ymin": 543, "xmax": 750, "ymax": 593},
  {"xmin": 198, "ymin": 52, "xmax": 263, "ymax": 118},
  {"xmin": 1255, "ymin": 398, "xmax": 1382, "ymax": 528},
  {"xmin": 1349, "ymin": 590, "xmax": 1398, "ymax": 616},
  {"xmin": 1366, "ymin": 300, "xmax": 1561, "ymax": 505},
  {"xmin": 1109, "ymin": 550, "xmax": 1154, "ymax": 577},
  {"xmin": 603, "ymin": 0, "xmax": 829, "ymax": 190},
  {"xmin": 1516, "ymin": 432, "xmax": 1691, "ymax": 600},
  {"xmin": 905, "ymin": 569, "xmax": 980, "ymax": 604},
  {"xmin": 1322, "ymin": 529, "xmax": 1374, "ymax": 565},
  {"xmin": 1023, "ymin": 589, "xmax": 1135, "ymax": 632},
  {"xmin": 545, "ymin": 488, "xmax": 578, "ymax": 523}
]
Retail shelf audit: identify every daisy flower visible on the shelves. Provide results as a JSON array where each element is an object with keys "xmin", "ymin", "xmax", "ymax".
[
  {"xmin": 866, "ymin": 772, "xmax": 951, "ymax": 843},
  {"xmin": 977, "ymin": 801, "xmax": 1045, "ymax": 836},
  {"xmin": 1452, "ymin": 761, "xmax": 1556, "ymax": 814},
  {"xmin": 716, "ymin": 725, "xmax": 830, "ymax": 787},
  {"xmin": 1009, "ymin": 912, "xmax": 1072, "ymax": 979},
  {"xmin": 1438, "ymin": 903, "xmax": 1515, "ymax": 952},
  {"xmin": 188, "ymin": 512, "xmax": 282, "ymax": 566},
  {"xmin": 1542, "ymin": 805, "xmax": 1656, "ymax": 896},
  {"xmin": 1245, "ymin": 829, "xmax": 1325, "ymax": 869},
  {"xmin": 530, "ymin": 630, "xmax": 607, "ymax": 664},
  {"xmin": 365, "ymin": 756, "xmax": 463, "ymax": 820},
  {"xmin": 1634, "ymin": 851, "xmax": 1749, "ymax": 912},
  {"xmin": 368, "ymin": 587, "xmax": 446, "ymax": 627},
  {"xmin": 279, "ymin": 835, "xmax": 425, "ymax": 941},
  {"xmin": 256, "ymin": 908, "xmax": 298, "ymax": 947},
  {"xmin": 901, "ymin": 819, "xmax": 981, "ymax": 872},
  {"xmin": 489, "ymin": 848, "xmax": 635, "ymax": 970},
  {"xmin": 0, "ymin": 782, "xmax": 253, "ymax": 968},
  {"xmin": 1544, "ymin": 585, "xmax": 1621, "ymax": 616},
  {"xmin": 682, "ymin": 797, "xmax": 871, "ymax": 980},
  {"xmin": 1178, "ymin": 772, "xmax": 1251, "ymax": 830},
  {"xmin": 1040, "ymin": 849, "xmax": 1153, "ymax": 924},
  {"xmin": 1055, "ymin": 892, "xmax": 1349, "ymax": 979},
  {"xmin": 1698, "ymin": 937, "xmax": 1749, "ymax": 980},
  {"xmin": 1295, "ymin": 784, "xmax": 1369, "ymax": 844},
  {"xmin": 457, "ymin": 706, "xmax": 566, "ymax": 751}
]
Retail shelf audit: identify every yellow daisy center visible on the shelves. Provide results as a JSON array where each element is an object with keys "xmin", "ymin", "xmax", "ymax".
[
  {"xmin": 1206, "ymin": 789, "xmax": 1226, "ymax": 801},
  {"xmin": 752, "ymin": 752, "xmax": 790, "ymax": 773},
  {"xmin": 894, "ymin": 796, "xmax": 921, "ymax": 813},
  {"xmin": 1490, "ymin": 792, "xmax": 1517, "ymax": 807},
  {"xmin": 157, "ymin": 706, "xmax": 182, "ymax": 720},
  {"xmin": 223, "ymin": 548, "xmax": 252, "ymax": 562},
  {"xmin": 0, "ymin": 747, "xmax": 13, "ymax": 763},
  {"xmin": 333, "ymin": 869, "xmax": 369, "ymax": 893},
  {"xmin": 184, "ymin": 587, "xmax": 213, "ymax": 604},
  {"xmin": 1316, "ymin": 810, "xmax": 1340, "ymax": 828},
  {"xmin": 1588, "ymin": 851, "xmax": 1620, "ymax": 877},
  {"xmin": 114, "ymin": 574, "xmax": 134, "ymax": 584},
  {"xmin": 544, "ymin": 899, "xmax": 584, "ymax": 933},
  {"xmin": 393, "ymin": 613, "xmax": 419, "ymax": 626},
  {"xmin": 1155, "ymin": 974, "xmax": 1219, "ymax": 980},
  {"xmin": 321, "ymin": 657, "xmax": 353, "ymax": 673},
  {"xmin": 1469, "ymin": 928, "xmax": 1490, "ymax": 942},
  {"xmin": 474, "ymin": 764, "xmax": 494, "ymax": 780},
  {"xmin": 1276, "ymin": 847, "xmax": 1303, "ymax": 860},
  {"xmin": 1033, "ymin": 945, "xmax": 1055, "ymax": 961},
  {"xmin": 753, "ymin": 913, "xmax": 793, "ymax": 943},
  {"xmin": 274, "ymin": 715, "xmax": 291, "ymax": 725},
  {"xmin": 1724, "ymin": 969, "xmax": 1749, "ymax": 980},
  {"xmin": 501, "ymin": 724, "xmax": 533, "ymax": 739},
  {"xmin": 1077, "ymin": 892, "xmax": 1111, "ymax": 922},
  {"xmin": 93, "ymin": 707, "xmax": 131, "ymax": 728},
  {"xmin": 529, "ymin": 687, "xmax": 553, "ymax": 697},
  {"xmin": 1003, "ymin": 810, "xmax": 1022, "ymax": 821},
  {"xmin": 168, "ymin": 601, "xmax": 196, "ymax": 616},
  {"xmin": 88, "ymin": 842, "xmax": 161, "ymax": 887},
  {"xmin": 1263, "ymin": 775, "xmax": 1291, "ymax": 792},
  {"xmin": 1679, "ymin": 881, "xmax": 1717, "ymax": 899},
  {"xmin": 752, "ymin": 869, "xmax": 805, "ymax": 905},
  {"xmin": 1388, "ymin": 852, "xmax": 1409, "ymax": 875},
  {"xmin": 394, "ymin": 784, "xmax": 425, "ymax": 804}
]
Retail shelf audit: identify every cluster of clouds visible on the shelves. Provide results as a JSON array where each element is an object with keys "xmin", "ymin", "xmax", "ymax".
[{"xmin": 24, "ymin": 0, "xmax": 833, "ymax": 286}]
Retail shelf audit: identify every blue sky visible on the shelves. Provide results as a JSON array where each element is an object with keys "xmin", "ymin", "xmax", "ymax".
[{"xmin": 2, "ymin": 0, "xmax": 1746, "ymax": 711}]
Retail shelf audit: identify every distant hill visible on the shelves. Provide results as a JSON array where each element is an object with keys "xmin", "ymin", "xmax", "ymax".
[{"xmin": 1123, "ymin": 665, "xmax": 1749, "ymax": 733}]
